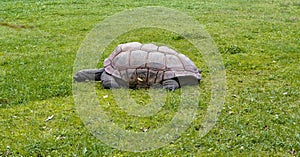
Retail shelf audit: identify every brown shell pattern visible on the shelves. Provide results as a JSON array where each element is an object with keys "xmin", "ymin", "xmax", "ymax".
[{"xmin": 103, "ymin": 42, "xmax": 201, "ymax": 85}]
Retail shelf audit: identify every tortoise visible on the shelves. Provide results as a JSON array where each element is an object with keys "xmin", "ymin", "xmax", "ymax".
[{"xmin": 74, "ymin": 42, "xmax": 201, "ymax": 90}]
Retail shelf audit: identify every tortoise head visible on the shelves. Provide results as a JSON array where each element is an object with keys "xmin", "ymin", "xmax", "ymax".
[{"xmin": 74, "ymin": 68, "xmax": 105, "ymax": 82}]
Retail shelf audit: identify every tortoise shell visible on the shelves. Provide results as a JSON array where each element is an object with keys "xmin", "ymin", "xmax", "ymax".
[{"xmin": 103, "ymin": 42, "xmax": 201, "ymax": 87}]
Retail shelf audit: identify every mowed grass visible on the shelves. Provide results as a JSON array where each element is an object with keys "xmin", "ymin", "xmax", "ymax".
[{"xmin": 0, "ymin": 0, "xmax": 299, "ymax": 156}]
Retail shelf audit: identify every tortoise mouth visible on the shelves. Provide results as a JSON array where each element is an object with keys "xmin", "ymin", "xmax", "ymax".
[{"xmin": 73, "ymin": 75, "xmax": 81, "ymax": 82}]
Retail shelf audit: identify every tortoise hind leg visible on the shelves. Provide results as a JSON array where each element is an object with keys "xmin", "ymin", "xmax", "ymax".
[
  {"xmin": 101, "ymin": 71, "xmax": 120, "ymax": 88},
  {"xmin": 74, "ymin": 68, "xmax": 104, "ymax": 82},
  {"xmin": 162, "ymin": 79, "xmax": 180, "ymax": 91}
]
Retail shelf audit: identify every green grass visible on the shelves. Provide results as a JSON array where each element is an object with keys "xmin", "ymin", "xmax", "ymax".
[{"xmin": 0, "ymin": 0, "xmax": 299, "ymax": 156}]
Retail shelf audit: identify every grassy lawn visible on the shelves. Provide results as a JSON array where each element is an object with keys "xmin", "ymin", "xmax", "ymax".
[{"xmin": 0, "ymin": 0, "xmax": 299, "ymax": 156}]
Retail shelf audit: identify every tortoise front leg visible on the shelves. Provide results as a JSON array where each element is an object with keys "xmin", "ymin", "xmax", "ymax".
[
  {"xmin": 101, "ymin": 71, "xmax": 120, "ymax": 89},
  {"xmin": 162, "ymin": 79, "xmax": 180, "ymax": 91}
]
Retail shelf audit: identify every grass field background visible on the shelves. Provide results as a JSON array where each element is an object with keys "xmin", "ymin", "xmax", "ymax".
[{"xmin": 0, "ymin": 0, "xmax": 299, "ymax": 156}]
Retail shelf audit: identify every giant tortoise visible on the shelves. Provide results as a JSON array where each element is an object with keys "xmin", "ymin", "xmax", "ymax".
[{"xmin": 74, "ymin": 42, "xmax": 201, "ymax": 90}]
